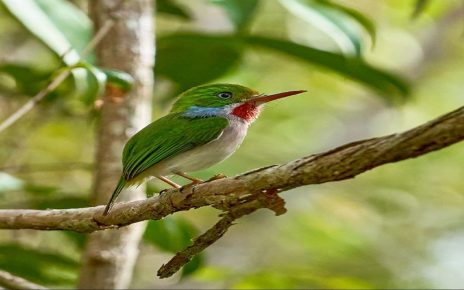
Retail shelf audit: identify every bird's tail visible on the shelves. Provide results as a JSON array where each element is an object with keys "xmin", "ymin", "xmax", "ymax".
[{"xmin": 103, "ymin": 176, "xmax": 126, "ymax": 216}]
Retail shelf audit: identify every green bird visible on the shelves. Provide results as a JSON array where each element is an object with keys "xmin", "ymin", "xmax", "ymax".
[{"xmin": 103, "ymin": 84, "xmax": 305, "ymax": 215}]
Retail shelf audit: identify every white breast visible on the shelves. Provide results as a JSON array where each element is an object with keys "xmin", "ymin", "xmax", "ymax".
[{"xmin": 146, "ymin": 118, "xmax": 249, "ymax": 177}]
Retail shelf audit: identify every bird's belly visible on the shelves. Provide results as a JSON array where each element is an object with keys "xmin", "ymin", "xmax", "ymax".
[{"xmin": 147, "ymin": 120, "xmax": 249, "ymax": 176}]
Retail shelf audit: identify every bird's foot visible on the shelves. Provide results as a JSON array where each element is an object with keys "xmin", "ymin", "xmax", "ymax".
[
  {"xmin": 159, "ymin": 188, "xmax": 169, "ymax": 195},
  {"xmin": 207, "ymin": 173, "xmax": 227, "ymax": 182}
]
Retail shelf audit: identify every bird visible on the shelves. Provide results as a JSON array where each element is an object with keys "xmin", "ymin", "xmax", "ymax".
[{"xmin": 103, "ymin": 83, "xmax": 305, "ymax": 215}]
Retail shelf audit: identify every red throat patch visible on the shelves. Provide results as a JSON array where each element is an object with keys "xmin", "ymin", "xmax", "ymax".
[{"xmin": 231, "ymin": 103, "xmax": 260, "ymax": 122}]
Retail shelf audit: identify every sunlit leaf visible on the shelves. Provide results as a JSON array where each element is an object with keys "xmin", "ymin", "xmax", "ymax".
[
  {"xmin": 23, "ymin": 183, "xmax": 59, "ymax": 196},
  {"xmin": 280, "ymin": 0, "xmax": 375, "ymax": 56},
  {"xmin": 34, "ymin": 0, "xmax": 92, "ymax": 58},
  {"xmin": 1, "ymin": 0, "xmax": 95, "ymax": 100},
  {"xmin": 0, "ymin": 172, "xmax": 24, "ymax": 193},
  {"xmin": 245, "ymin": 35, "xmax": 410, "ymax": 100},
  {"xmin": 1, "ymin": 0, "xmax": 83, "ymax": 65},
  {"xmin": 157, "ymin": 0, "xmax": 191, "ymax": 20},
  {"xmin": 321, "ymin": 0, "xmax": 376, "ymax": 44},
  {"xmin": 0, "ymin": 243, "xmax": 78, "ymax": 285},
  {"xmin": 211, "ymin": 0, "xmax": 259, "ymax": 31},
  {"xmin": 73, "ymin": 61, "xmax": 107, "ymax": 105},
  {"xmin": 156, "ymin": 34, "xmax": 242, "ymax": 94}
]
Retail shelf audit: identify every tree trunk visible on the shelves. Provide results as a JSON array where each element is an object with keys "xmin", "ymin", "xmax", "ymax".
[{"xmin": 78, "ymin": 0, "xmax": 154, "ymax": 288}]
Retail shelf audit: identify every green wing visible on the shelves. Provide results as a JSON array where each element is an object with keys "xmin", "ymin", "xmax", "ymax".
[{"xmin": 122, "ymin": 113, "xmax": 228, "ymax": 180}]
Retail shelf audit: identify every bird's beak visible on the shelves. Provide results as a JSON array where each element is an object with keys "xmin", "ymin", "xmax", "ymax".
[{"xmin": 246, "ymin": 90, "xmax": 306, "ymax": 106}]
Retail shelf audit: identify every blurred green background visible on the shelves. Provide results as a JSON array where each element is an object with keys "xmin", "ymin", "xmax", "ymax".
[{"xmin": 0, "ymin": 0, "xmax": 463, "ymax": 288}]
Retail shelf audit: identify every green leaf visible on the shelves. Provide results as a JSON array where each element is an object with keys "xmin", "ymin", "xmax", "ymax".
[
  {"xmin": 1, "ymin": 0, "xmax": 91, "ymax": 65},
  {"xmin": 62, "ymin": 231, "xmax": 87, "ymax": 250},
  {"xmin": 181, "ymin": 254, "xmax": 204, "ymax": 278},
  {"xmin": 245, "ymin": 36, "xmax": 410, "ymax": 100},
  {"xmin": 156, "ymin": 34, "xmax": 242, "ymax": 94},
  {"xmin": 32, "ymin": 196, "xmax": 89, "ymax": 209},
  {"xmin": 0, "ymin": 243, "xmax": 79, "ymax": 285},
  {"xmin": 157, "ymin": 0, "xmax": 191, "ymax": 20},
  {"xmin": 0, "ymin": 64, "xmax": 51, "ymax": 96},
  {"xmin": 73, "ymin": 61, "xmax": 107, "ymax": 105},
  {"xmin": 321, "ymin": 0, "xmax": 376, "ymax": 44},
  {"xmin": 1, "ymin": 0, "xmax": 95, "ymax": 100},
  {"xmin": 72, "ymin": 63, "xmax": 135, "ymax": 104},
  {"xmin": 412, "ymin": 0, "xmax": 431, "ymax": 18},
  {"xmin": 101, "ymin": 69, "xmax": 135, "ymax": 91},
  {"xmin": 280, "ymin": 0, "xmax": 375, "ymax": 56},
  {"xmin": 144, "ymin": 217, "xmax": 198, "ymax": 252},
  {"xmin": 34, "ymin": 0, "xmax": 92, "ymax": 57},
  {"xmin": 144, "ymin": 217, "xmax": 204, "ymax": 277},
  {"xmin": 211, "ymin": 0, "xmax": 259, "ymax": 31}
]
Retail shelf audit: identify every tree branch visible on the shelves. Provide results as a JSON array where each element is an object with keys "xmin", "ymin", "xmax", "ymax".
[
  {"xmin": 0, "ymin": 106, "xmax": 462, "ymax": 233},
  {"xmin": 1, "ymin": 105, "xmax": 463, "ymax": 278},
  {"xmin": 0, "ymin": 270, "xmax": 48, "ymax": 290}
]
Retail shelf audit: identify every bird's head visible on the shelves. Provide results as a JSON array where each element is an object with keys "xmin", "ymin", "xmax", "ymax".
[{"xmin": 171, "ymin": 84, "xmax": 306, "ymax": 122}]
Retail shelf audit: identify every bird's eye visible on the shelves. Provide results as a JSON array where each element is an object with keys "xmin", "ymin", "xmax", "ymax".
[{"xmin": 217, "ymin": 92, "xmax": 232, "ymax": 99}]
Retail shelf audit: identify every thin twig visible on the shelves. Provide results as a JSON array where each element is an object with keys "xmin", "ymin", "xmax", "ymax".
[
  {"xmin": 0, "ymin": 70, "xmax": 71, "ymax": 132},
  {"xmin": 0, "ymin": 9, "xmax": 117, "ymax": 134},
  {"xmin": 157, "ymin": 189, "xmax": 286, "ymax": 278},
  {"xmin": 0, "ymin": 270, "xmax": 48, "ymax": 290}
]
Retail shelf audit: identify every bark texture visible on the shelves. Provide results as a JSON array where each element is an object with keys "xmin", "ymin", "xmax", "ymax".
[{"xmin": 77, "ymin": 0, "xmax": 154, "ymax": 289}]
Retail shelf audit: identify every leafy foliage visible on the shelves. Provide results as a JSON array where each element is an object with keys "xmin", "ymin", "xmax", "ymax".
[
  {"xmin": 3, "ymin": 0, "xmax": 460, "ymax": 288},
  {"xmin": 0, "ymin": 244, "xmax": 79, "ymax": 285},
  {"xmin": 156, "ymin": 34, "xmax": 243, "ymax": 94},
  {"xmin": 279, "ymin": 0, "xmax": 375, "ymax": 56},
  {"xmin": 156, "ymin": 0, "xmax": 192, "ymax": 20},
  {"xmin": 143, "ymin": 217, "xmax": 204, "ymax": 277},
  {"xmin": 0, "ymin": 64, "xmax": 51, "ymax": 96},
  {"xmin": 245, "ymin": 35, "xmax": 410, "ymax": 100},
  {"xmin": 156, "ymin": 33, "xmax": 409, "ymax": 100},
  {"xmin": 412, "ymin": 0, "xmax": 431, "ymax": 18},
  {"xmin": 211, "ymin": 0, "xmax": 260, "ymax": 31}
]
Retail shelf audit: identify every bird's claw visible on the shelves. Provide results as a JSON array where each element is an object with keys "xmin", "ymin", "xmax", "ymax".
[{"xmin": 159, "ymin": 188, "xmax": 169, "ymax": 195}]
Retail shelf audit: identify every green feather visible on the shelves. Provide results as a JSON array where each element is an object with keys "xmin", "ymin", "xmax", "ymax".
[
  {"xmin": 103, "ymin": 176, "xmax": 125, "ymax": 215},
  {"xmin": 170, "ymin": 83, "xmax": 258, "ymax": 112},
  {"xmin": 103, "ymin": 114, "xmax": 227, "ymax": 216},
  {"xmin": 122, "ymin": 113, "xmax": 228, "ymax": 180}
]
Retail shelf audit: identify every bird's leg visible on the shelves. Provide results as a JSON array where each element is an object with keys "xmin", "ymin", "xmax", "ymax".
[
  {"xmin": 172, "ymin": 170, "xmax": 203, "ymax": 184},
  {"xmin": 157, "ymin": 175, "xmax": 181, "ymax": 188}
]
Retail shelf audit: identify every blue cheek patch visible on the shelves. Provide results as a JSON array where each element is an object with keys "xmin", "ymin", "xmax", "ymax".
[{"xmin": 183, "ymin": 106, "xmax": 226, "ymax": 118}]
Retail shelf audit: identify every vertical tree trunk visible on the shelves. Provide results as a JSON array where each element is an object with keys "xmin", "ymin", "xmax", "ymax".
[{"xmin": 78, "ymin": 0, "xmax": 154, "ymax": 288}]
